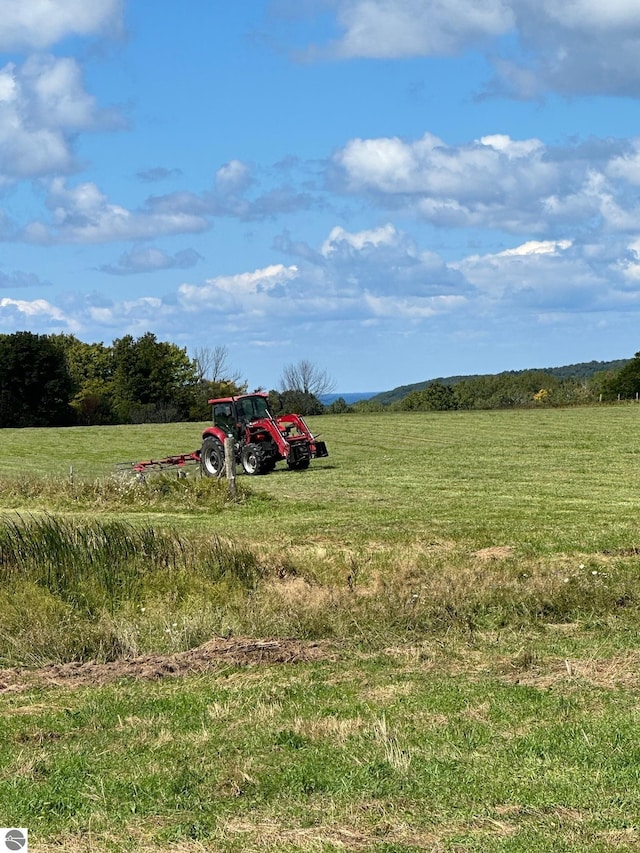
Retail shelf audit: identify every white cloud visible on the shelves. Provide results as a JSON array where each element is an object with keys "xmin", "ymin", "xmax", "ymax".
[
  {"xmin": 0, "ymin": 56, "xmax": 121, "ymax": 182},
  {"xmin": 322, "ymin": 0, "xmax": 513, "ymax": 59},
  {"xmin": 321, "ymin": 223, "xmax": 400, "ymax": 255},
  {"xmin": 146, "ymin": 162, "xmax": 320, "ymax": 223},
  {"xmin": 178, "ymin": 264, "xmax": 300, "ymax": 313},
  {"xmin": 364, "ymin": 292, "xmax": 467, "ymax": 319},
  {"xmin": 12, "ymin": 127, "xmax": 640, "ymax": 249},
  {"xmin": 20, "ymin": 55, "xmax": 101, "ymax": 129},
  {"xmin": 136, "ymin": 167, "xmax": 183, "ymax": 184},
  {"xmin": 505, "ymin": 0, "xmax": 640, "ymax": 98},
  {"xmin": 617, "ymin": 239, "xmax": 640, "ymax": 283},
  {"xmin": 176, "ymin": 225, "xmax": 469, "ymax": 331},
  {"xmin": 316, "ymin": 222, "xmax": 467, "ymax": 297},
  {"xmin": 215, "ymin": 160, "xmax": 255, "ymax": 195},
  {"xmin": 333, "ymin": 133, "xmax": 554, "ymax": 202},
  {"xmin": 331, "ymin": 132, "xmax": 640, "ymax": 235},
  {"xmin": 607, "ymin": 143, "xmax": 640, "ymax": 185},
  {"xmin": 5, "ymin": 225, "xmax": 640, "ymax": 364},
  {"xmin": 304, "ymin": 0, "xmax": 640, "ymax": 98},
  {"xmin": 0, "ymin": 270, "xmax": 50, "ymax": 288},
  {"xmin": 0, "ymin": 0, "xmax": 122, "ymax": 50},
  {"xmin": 81, "ymin": 295, "xmax": 178, "ymax": 336},
  {"xmin": 532, "ymin": 0, "xmax": 640, "ymax": 33},
  {"xmin": 478, "ymin": 134, "xmax": 544, "ymax": 158},
  {"xmin": 8, "ymin": 157, "xmax": 320, "ymax": 243},
  {"xmin": 454, "ymin": 237, "xmax": 638, "ymax": 314},
  {"xmin": 22, "ymin": 178, "xmax": 210, "ymax": 244},
  {"xmin": 0, "ymin": 296, "xmax": 78, "ymax": 333},
  {"xmin": 497, "ymin": 239, "xmax": 573, "ymax": 257}
]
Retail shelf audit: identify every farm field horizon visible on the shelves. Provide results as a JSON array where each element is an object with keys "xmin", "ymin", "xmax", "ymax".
[{"xmin": 2, "ymin": 405, "xmax": 640, "ymax": 851}]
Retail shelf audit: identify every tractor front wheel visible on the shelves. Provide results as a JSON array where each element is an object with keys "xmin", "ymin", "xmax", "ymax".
[
  {"xmin": 241, "ymin": 443, "xmax": 266, "ymax": 475},
  {"xmin": 200, "ymin": 437, "xmax": 225, "ymax": 478},
  {"xmin": 287, "ymin": 458, "xmax": 310, "ymax": 471}
]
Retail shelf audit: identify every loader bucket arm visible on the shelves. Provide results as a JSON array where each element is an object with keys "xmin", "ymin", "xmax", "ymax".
[{"xmin": 276, "ymin": 413, "xmax": 328, "ymax": 458}]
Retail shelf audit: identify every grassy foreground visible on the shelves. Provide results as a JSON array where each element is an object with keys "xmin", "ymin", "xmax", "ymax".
[{"xmin": 1, "ymin": 406, "xmax": 640, "ymax": 851}]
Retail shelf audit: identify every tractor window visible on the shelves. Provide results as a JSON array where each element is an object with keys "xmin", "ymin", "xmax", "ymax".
[
  {"xmin": 213, "ymin": 403, "xmax": 234, "ymax": 434},
  {"xmin": 251, "ymin": 397, "xmax": 271, "ymax": 419},
  {"xmin": 237, "ymin": 399, "xmax": 253, "ymax": 422},
  {"xmin": 238, "ymin": 396, "xmax": 270, "ymax": 422}
]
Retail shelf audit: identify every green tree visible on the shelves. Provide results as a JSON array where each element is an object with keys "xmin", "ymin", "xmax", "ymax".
[
  {"xmin": 548, "ymin": 377, "xmax": 595, "ymax": 407},
  {"xmin": 269, "ymin": 389, "xmax": 324, "ymax": 416},
  {"xmin": 397, "ymin": 382, "xmax": 456, "ymax": 411},
  {"xmin": 454, "ymin": 371, "xmax": 559, "ymax": 410},
  {"xmin": 111, "ymin": 333, "xmax": 198, "ymax": 423},
  {"xmin": 0, "ymin": 332, "xmax": 74, "ymax": 427},
  {"xmin": 52, "ymin": 334, "xmax": 115, "ymax": 425},
  {"xmin": 351, "ymin": 398, "xmax": 386, "ymax": 413},
  {"xmin": 606, "ymin": 352, "xmax": 640, "ymax": 400},
  {"xmin": 327, "ymin": 396, "xmax": 353, "ymax": 414}
]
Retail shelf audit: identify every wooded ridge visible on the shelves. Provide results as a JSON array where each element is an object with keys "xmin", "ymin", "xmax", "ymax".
[{"xmin": 369, "ymin": 358, "xmax": 630, "ymax": 406}]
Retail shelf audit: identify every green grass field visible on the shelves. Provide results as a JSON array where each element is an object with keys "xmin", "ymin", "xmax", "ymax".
[{"xmin": 1, "ymin": 406, "xmax": 640, "ymax": 851}]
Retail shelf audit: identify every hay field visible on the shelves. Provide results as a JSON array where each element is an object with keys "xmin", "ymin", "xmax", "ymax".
[{"xmin": 1, "ymin": 406, "xmax": 639, "ymax": 851}]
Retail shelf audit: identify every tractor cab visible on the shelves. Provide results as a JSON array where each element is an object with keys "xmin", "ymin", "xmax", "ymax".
[
  {"xmin": 235, "ymin": 394, "xmax": 272, "ymax": 424},
  {"xmin": 211, "ymin": 393, "xmax": 273, "ymax": 439}
]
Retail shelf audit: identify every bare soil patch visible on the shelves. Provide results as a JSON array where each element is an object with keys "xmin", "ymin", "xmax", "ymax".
[
  {"xmin": 499, "ymin": 649, "xmax": 640, "ymax": 691},
  {"xmin": 472, "ymin": 545, "xmax": 515, "ymax": 560},
  {"xmin": 0, "ymin": 637, "xmax": 333, "ymax": 694}
]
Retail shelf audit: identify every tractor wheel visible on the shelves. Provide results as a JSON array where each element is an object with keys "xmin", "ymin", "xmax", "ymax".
[
  {"xmin": 200, "ymin": 437, "xmax": 225, "ymax": 477},
  {"xmin": 287, "ymin": 458, "xmax": 310, "ymax": 471},
  {"xmin": 241, "ymin": 443, "xmax": 267, "ymax": 475}
]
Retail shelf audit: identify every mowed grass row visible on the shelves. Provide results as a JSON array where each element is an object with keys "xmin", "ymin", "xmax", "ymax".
[
  {"xmin": 2, "ymin": 406, "xmax": 640, "ymax": 850},
  {"xmin": 1, "ymin": 405, "xmax": 640, "ymax": 553}
]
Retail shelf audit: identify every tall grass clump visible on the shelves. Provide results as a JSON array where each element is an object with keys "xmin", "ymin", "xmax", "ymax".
[
  {"xmin": 0, "ymin": 514, "xmax": 263, "ymax": 665},
  {"xmin": 0, "ymin": 471, "xmax": 252, "ymax": 512},
  {"xmin": 0, "ymin": 514, "xmax": 185, "ymax": 609}
]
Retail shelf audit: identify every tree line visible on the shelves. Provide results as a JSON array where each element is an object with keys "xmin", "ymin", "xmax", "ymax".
[
  {"xmin": 0, "ymin": 332, "xmax": 244, "ymax": 428},
  {"xmin": 0, "ymin": 331, "xmax": 338, "ymax": 428},
  {"xmin": 348, "ymin": 355, "xmax": 640, "ymax": 413},
  {"xmin": 2, "ymin": 329, "xmax": 639, "ymax": 428}
]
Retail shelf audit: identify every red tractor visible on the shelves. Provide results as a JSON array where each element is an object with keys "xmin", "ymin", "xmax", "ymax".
[{"xmin": 199, "ymin": 392, "xmax": 328, "ymax": 476}]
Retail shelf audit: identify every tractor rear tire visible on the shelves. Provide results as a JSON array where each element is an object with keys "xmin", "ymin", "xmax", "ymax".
[
  {"xmin": 241, "ymin": 443, "xmax": 267, "ymax": 475},
  {"xmin": 200, "ymin": 437, "xmax": 225, "ymax": 478}
]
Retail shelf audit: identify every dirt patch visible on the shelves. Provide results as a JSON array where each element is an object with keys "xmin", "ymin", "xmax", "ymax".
[
  {"xmin": 499, "ymin": 649, "xmax": 640, "ymax": 691},
  {"xmin": 0, "ymin": 637, "xmax": 334, "ymax": 694},
  {"xmin": 473, "ymin": 546, "xmax": 515, "ymax": 560},
  {"xmin": 222, "ymin": 818, "xmax": 441, "ymax": 851}
]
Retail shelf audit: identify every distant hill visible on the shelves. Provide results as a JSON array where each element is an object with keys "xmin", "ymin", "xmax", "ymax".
[{"xmin": 368, "ymin": 359, "xmax": 630, "ymax": 407}]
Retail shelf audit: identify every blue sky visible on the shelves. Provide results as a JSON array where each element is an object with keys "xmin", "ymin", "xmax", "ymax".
[{"xmin": 2, "ymin": 1, "xmax": 640, "ymax": 392}]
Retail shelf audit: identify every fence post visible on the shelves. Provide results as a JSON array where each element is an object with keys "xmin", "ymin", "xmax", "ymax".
[{"xmin": 224, "ymin": 437, "xmax": 237, "ymax": 500}]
